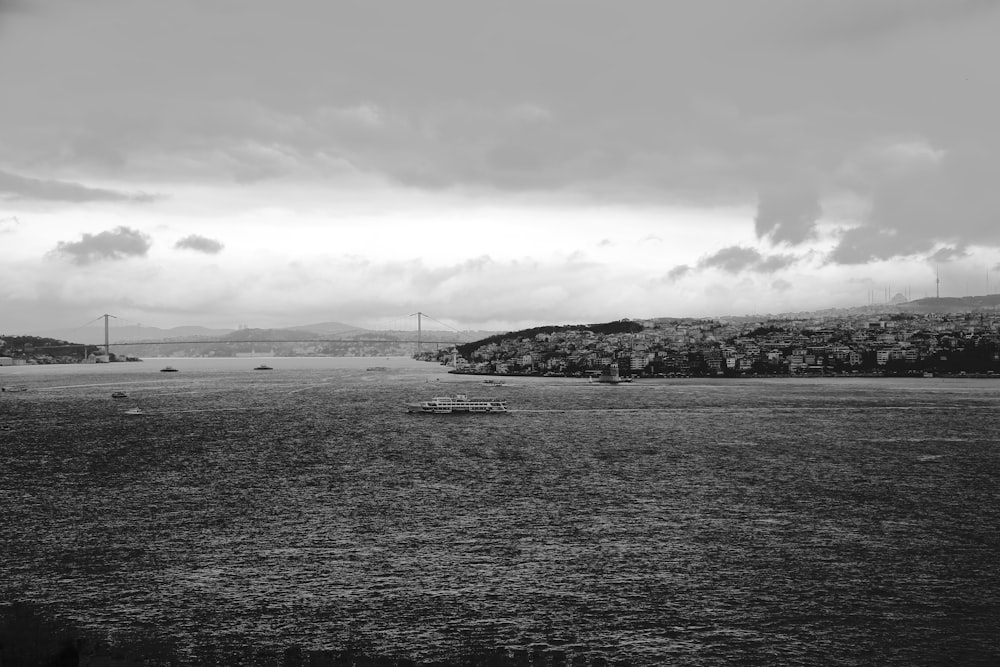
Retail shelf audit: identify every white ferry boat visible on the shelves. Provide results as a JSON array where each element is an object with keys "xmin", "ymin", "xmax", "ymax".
[{"xmin": 405, "ymin": 393, "xmax": 509, "ymax": 414}]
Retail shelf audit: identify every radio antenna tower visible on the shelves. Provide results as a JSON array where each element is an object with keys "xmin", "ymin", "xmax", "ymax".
[{"xmin": 936, "ymin": 264, "xmax": 940, "ymax": 299}]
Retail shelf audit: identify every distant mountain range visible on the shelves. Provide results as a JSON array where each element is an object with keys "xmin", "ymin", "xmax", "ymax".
[
  {"xmin": 896, "ymin": 294, "xmax": 1000, "ymax": 314},
  {"xmin": 29, "ymin": 324, "xmax": 237, "ymax": 346},
  {"xmin": 28, "ymin": 320, "xmax": 499, "ymax": 346},
  {"xmin": 21, "ymin": 295, "xmax": 1000, "ymax": 345},
  {"xmin": 284, "ymin": 321, "xmax": 364, "ymax": 335},
  {"xmin": 716, "ymin": 294, "xmax": 1000, "ymax": 323}
]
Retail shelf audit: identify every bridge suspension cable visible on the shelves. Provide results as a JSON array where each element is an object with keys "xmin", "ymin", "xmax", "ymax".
[
  {"xmin": 30, "ymin": 311, "xmax": 470, "ymax": 354},
  {"xmin": 407, "ymin": 312, "xmax": 471, "ymax": 355}
]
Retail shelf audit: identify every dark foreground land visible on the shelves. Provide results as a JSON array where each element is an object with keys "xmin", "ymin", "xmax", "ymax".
[{"xmin": 2, "ymin": 365, "xmax": 1000, "ymax": 665}]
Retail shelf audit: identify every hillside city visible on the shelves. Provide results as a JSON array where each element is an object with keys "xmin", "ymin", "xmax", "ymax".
[
  {"xmin": 425, "ymin": 308, "xmax": 1000, "ymax": 378},
  {"xmin": 4, "ymin": 300, "xmax": 1000, "ymax": 376}
]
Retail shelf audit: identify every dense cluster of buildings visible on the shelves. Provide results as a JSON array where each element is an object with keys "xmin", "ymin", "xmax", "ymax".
[
  {"xmin": 0, "ymin": 336, "xmax": 86, "ymax": 365},
  {"xmin": 445, "ymin": 311, "xmax": 1000, "ymax": 377}
]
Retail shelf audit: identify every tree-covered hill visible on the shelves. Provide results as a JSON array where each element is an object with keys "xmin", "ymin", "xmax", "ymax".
[
  {"xmin": 456, "ymin": 319, "xmax": 644, "ymax": 358},
  {"xmin": 0, "ymin": 335, "xmax": 90, "ymax": 361}
]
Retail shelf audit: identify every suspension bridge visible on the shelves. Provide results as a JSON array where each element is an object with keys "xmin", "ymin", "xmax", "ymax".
[{"xmin": 18, "ymin": 311, "xmax": 480, "ymax": 356}]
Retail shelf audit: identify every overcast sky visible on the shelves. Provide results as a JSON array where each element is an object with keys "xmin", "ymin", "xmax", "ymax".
[{"xmin": 2, "ymin": 0, "xmax": 999, "ymax": 334}]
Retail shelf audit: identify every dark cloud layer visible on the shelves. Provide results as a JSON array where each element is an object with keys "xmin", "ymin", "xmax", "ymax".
[
  {"xmin": 1, "ymin": 0, "xmax": 998, "ymax": 266},
  {"xmin": 664, "ymin": 246, "xmax": 800, "ymax": 281},
  {"xmin": 699, "ymin": 247, "xmax": 797, "ymax": 274},
  {"xmin": 755, "ymin": 187, "xmax": 821, "ymax": 245},
  {"xmin": 665, "ymin": 265, "xmax": 691, "ymax": 282},
  {"xmin": 0, "ymin": 170, "xmax": 155, "ymax": 203},
  {"xmin": 0, "ymin": 0, "xmax": 28, "ymax": 20},
  {"xmin": 175, "ymin": 234, "xmax": 224, "ymax": 254},
  {"xmin": 928, "ymin": 246, "xmax": 970, "ymax": 263},
  {"xmin": 51, "ymin": 226, "xmax": 151, "ymax": 264}
]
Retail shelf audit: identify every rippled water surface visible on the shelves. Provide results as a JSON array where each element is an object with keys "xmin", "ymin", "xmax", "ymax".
[{"xmin": 2, "ymin": 359, "xmax": 1000, "ymax": 665}]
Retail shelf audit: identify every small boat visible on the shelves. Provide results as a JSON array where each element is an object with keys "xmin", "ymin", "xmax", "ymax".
[
  {"xmin": 1, "ymin": 385, "xmax": 28, "ymax": 393},
  {"xmin": 123, "ymin": 407, "xmax": 145, "ymax": 415},
  {"xmin": 366, "ymin": 366, "xmax": 388, "ymax": 371},
  {"xmin": 405, "ymin": 394, "xmax": 509, "ymax": 414},
  {"xmin": 111, "ymin": 391, "xmax": 129, "ymax": 399},
  {"xmin": 483, "ymin": 379, "xmax": 507, "ymax": 386},
  {"xmin": 160, "ymin": 366, "xmax": 179, "ymax": 373},
  {"xmin": 253, "ymin": 364, "xmax": 273, "ymax": 371}
]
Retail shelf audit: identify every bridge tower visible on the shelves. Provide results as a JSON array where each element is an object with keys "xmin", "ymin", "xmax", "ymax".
[
  {"xmin": 410, "ymin": 311, "xmax": 424, "ymax": 355},
  {"xmin": 102, "ymin": 314, "xmax": 116, "ymax": 357}
]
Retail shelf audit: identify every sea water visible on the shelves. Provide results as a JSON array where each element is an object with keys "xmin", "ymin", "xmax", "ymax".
[{"xmin": 2, "ymin": 360, "xmax": 999, "ymax": 665}]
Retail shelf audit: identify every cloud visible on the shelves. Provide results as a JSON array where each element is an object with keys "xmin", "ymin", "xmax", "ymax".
[
  {"xmin": 830, "ymin": 138, "xmax": 1000, "ymax": 264},
  {"xmin": 698, "ymin": 246, "xmax": 797, "ymax": 274},
  {"xmin": 331, "ymin": 103, "xmax": 384, "ymax": 128},
  {"xmin": 509, "ymin": 103, "xmax": 553, "ymax": 123},
  {"xmin": 132, "ymin": 253, "xmax": 649, "ymax": 329},
  {"xmin": 0, "ymin": 170, "xmax": 156, "ymax": 203},
  {"xmin": 0, "ymin": 0, "xmax": 28, "ymax": 18},
  {"xmin": 665, "ymin": 265, "xmax": 691, "ymax": 281},
  {"xmin": 870, "ymin": 149, "xmax": 999, "ymax": 238},
  {"xmin": 790, "ymin": 0, "xmax": 998, "ymax": 45},
  {"xmin": 771, "ymin": 278, "xmax": 793, "ymax": 292},
  {"xmin": 1, "ymin": 0, "xmax": 999, "ymax": 274},
  {"xmin": 406, "ymin": 255, "xmax": 494, "ymax": 292},
  {"xmin": 928, "ymin": 246, "xmax": 969, "ymax": 263},
  {"xmin": 51, "ymin": 226, "xmax": 152, "ymax": 265},
  {"xmin": 826, "ymin": 227, "xmax": 899, "ymax": 265},
  {"xmin": 754, "ymin": 186, "xmax": 821, "ymax": 245},
  {"xmin": 175, "ymin": 234, "xmax": 224, "ymax": 254},
  {"xmin": 757, "ymin": 254, "xmax": 798, "ymax": 273}
]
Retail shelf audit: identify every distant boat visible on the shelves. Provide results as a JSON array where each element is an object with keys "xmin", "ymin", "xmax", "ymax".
[
  {"xmin": 111, "ymin": 391, "xmax": 128, "ymax": 398},
  {"xmin": 405, "ymin": 394, "xmax": 509, "ymax": 414},
  {"xmin": 1, "ymin": 385, "xmax": 28, "ymax": 392},
  {"xmin": 123, "ymin": 407, "xmax": 145, "ymax": 415},
  {"xmin": 366, "ymin": 366, "xmax": 388, "ymax": 371},
  {"xmin": 160, "ymin": 366, "xmax": 179, "ymax": 373},
  {"xmin": 253, "ymin": 364, "xmax": 273, "ymax": 371},
  {"xmin": 483, "ymin": 378, "xmax": 507, "ymax": 386}
]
